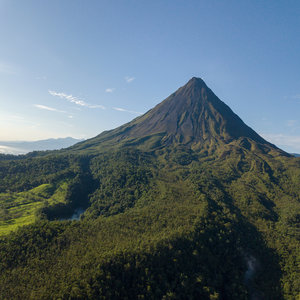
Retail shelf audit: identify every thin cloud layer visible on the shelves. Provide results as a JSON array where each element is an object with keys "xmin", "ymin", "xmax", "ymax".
[
  {"xmin": 49, "ymin": 90, "xmax": 105, "ymax": 109},
  {"xmin": 105, "ymin": 88, "xmax": 115, "ymax": 93},
  {"xmin": 49, "ymin": 90, "xmax": 87, "ymax": 106},
  {"xmin": 113, "ymin": 107, "xmax": 142, "ymax": 115},
  {"xmin": 34, "ymin": 104, "xmax": 64, "ymax": 112},
  {"xmin": 125, "ymin": 76, "xmax": 135, "ymax": 83}
]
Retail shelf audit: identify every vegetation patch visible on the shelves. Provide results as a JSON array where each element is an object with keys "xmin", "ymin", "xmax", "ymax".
[{"xmin": 0, "ymin": 182, "xmax": 69, "ymax": 235}]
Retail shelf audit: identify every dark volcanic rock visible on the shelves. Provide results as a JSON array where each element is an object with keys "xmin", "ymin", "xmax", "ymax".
[
  {"xmin": 72, "ymin": 77, "xmax": 281, "ymax": 154},
  {"xmin": 124, "ymin": 77, "xmax": 269, "ymax": 144}
]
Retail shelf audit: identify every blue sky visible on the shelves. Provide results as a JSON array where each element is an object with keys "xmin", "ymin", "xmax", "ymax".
[{"xmin": 0, "ymin": 0, "xmax": 300, "ymax": 152}]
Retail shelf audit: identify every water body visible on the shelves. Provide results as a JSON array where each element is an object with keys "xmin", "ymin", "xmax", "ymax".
[
  {"xmin": 0, "ymin": 145, "xmax": 27, "ymax": 155},
  {"xmin": 244, "ymin": 255, "xmax": 262, "ymax": 300},
  {"xmin": 244, "ymin": 255, "xmax": 257, "ymax": 282},
  {"xmin": 60, "ymin": 208, "xmax": 85, "ymax": 221},
  {"xmin": 70, "ymin": 208, "xmax": 85, "ymax": 220},
  {"xmin": 0, "ymin": 138, "xmax": 83, "ymax": 155}
]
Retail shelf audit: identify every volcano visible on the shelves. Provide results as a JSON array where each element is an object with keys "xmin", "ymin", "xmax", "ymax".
[
  {"xmin": 0, "ymin": 78, "xmax": 299, "ymax": 299},
  {"xmin": 113, "ymin": 77, "xmax": 268, "ymax": 143},
  {"xmin": 71, "ymin": 77, "xmax": 284, "ymax": 156}
]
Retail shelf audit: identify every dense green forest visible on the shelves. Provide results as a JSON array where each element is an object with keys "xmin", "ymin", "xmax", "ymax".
[
  {"xmin": 0, "ymin": 78, "xmax": 299, "ymax": 299},
  {"xmin": 0, "ymin": 144, "xmax": 299, "ymax": 299}
]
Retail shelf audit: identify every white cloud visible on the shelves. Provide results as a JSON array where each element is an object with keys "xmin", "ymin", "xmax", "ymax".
[
  {"xmin": 105, "ymin": 88, "xmax": 115, "ymax": 93},
  {"xmin": 49, "ymin": 90, "xmax": 86, "ymax": 106},
  {"xmin": 88, "ymin": 104, "xmax": 106, "ymax": 109},
  {"xmin": 49, "ymin": 90, "xmax": 105, "ymax": 109},
  {"xmin": 34, "ymin": 104, "xmax": 63, "ymax": 112},
  {"xmin": 113, "ymin": 107, "xmax": 142, "ymax": 115},
  {"xmin": 125, "ymin": 76, "xmax": 135, "ymax": 83},
  {"xmin": 261, "ymin": 133, "xmax": 300, "ymax": 152}
]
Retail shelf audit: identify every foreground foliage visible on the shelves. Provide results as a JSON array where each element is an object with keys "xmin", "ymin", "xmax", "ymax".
[{"xmin": 0, "ymin": 142, "xmax": 299, "ymax": 299}]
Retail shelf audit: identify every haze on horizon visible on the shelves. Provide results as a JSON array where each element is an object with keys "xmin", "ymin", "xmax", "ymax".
[{"xmin": 1, "ymin": 0, "xmax": 300, "ymax": 152}]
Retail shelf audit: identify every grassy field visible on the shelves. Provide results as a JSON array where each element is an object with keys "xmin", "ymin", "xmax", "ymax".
[{"xmin": 0, "ymin": 182, "xmax": 68, "ymax": 236}]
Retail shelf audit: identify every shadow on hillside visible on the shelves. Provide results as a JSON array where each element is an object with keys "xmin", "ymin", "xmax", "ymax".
[
  {"xmin": 37, "ymin": 158, "xmax": 98, "ymax": 221},
  {"xmin": 64, "ymin": 213, "xmax": 283, "ymax": 300}
]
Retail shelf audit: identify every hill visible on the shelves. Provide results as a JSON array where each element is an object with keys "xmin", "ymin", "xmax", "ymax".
[{"xmin": 0, "ymin": 78, "xmax": 299, "ymax": 299}]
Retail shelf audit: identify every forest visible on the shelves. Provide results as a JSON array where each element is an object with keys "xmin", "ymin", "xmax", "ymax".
[{"xmin": 0, "ymin": 143, "xmax": 299, "ymax": 299}]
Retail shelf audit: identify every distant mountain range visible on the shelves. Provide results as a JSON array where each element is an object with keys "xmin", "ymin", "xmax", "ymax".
[
  {"xmin": 0, "ymin": 137, "xmax": 83, "ymax": 155},
  {"xmin": 292, "ymin": 153, "xmax": 300, "ymax": 157}
]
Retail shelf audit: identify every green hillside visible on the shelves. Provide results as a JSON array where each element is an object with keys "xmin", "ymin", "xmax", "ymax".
[{"xmin": 0, "ymin": 78, "xmax": 299, "ymax": 299}]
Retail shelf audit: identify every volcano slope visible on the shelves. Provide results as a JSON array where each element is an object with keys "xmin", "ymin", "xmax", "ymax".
[{"xmin": 0, "ymin": 78, "xmax": 299, "ymax": 299}]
